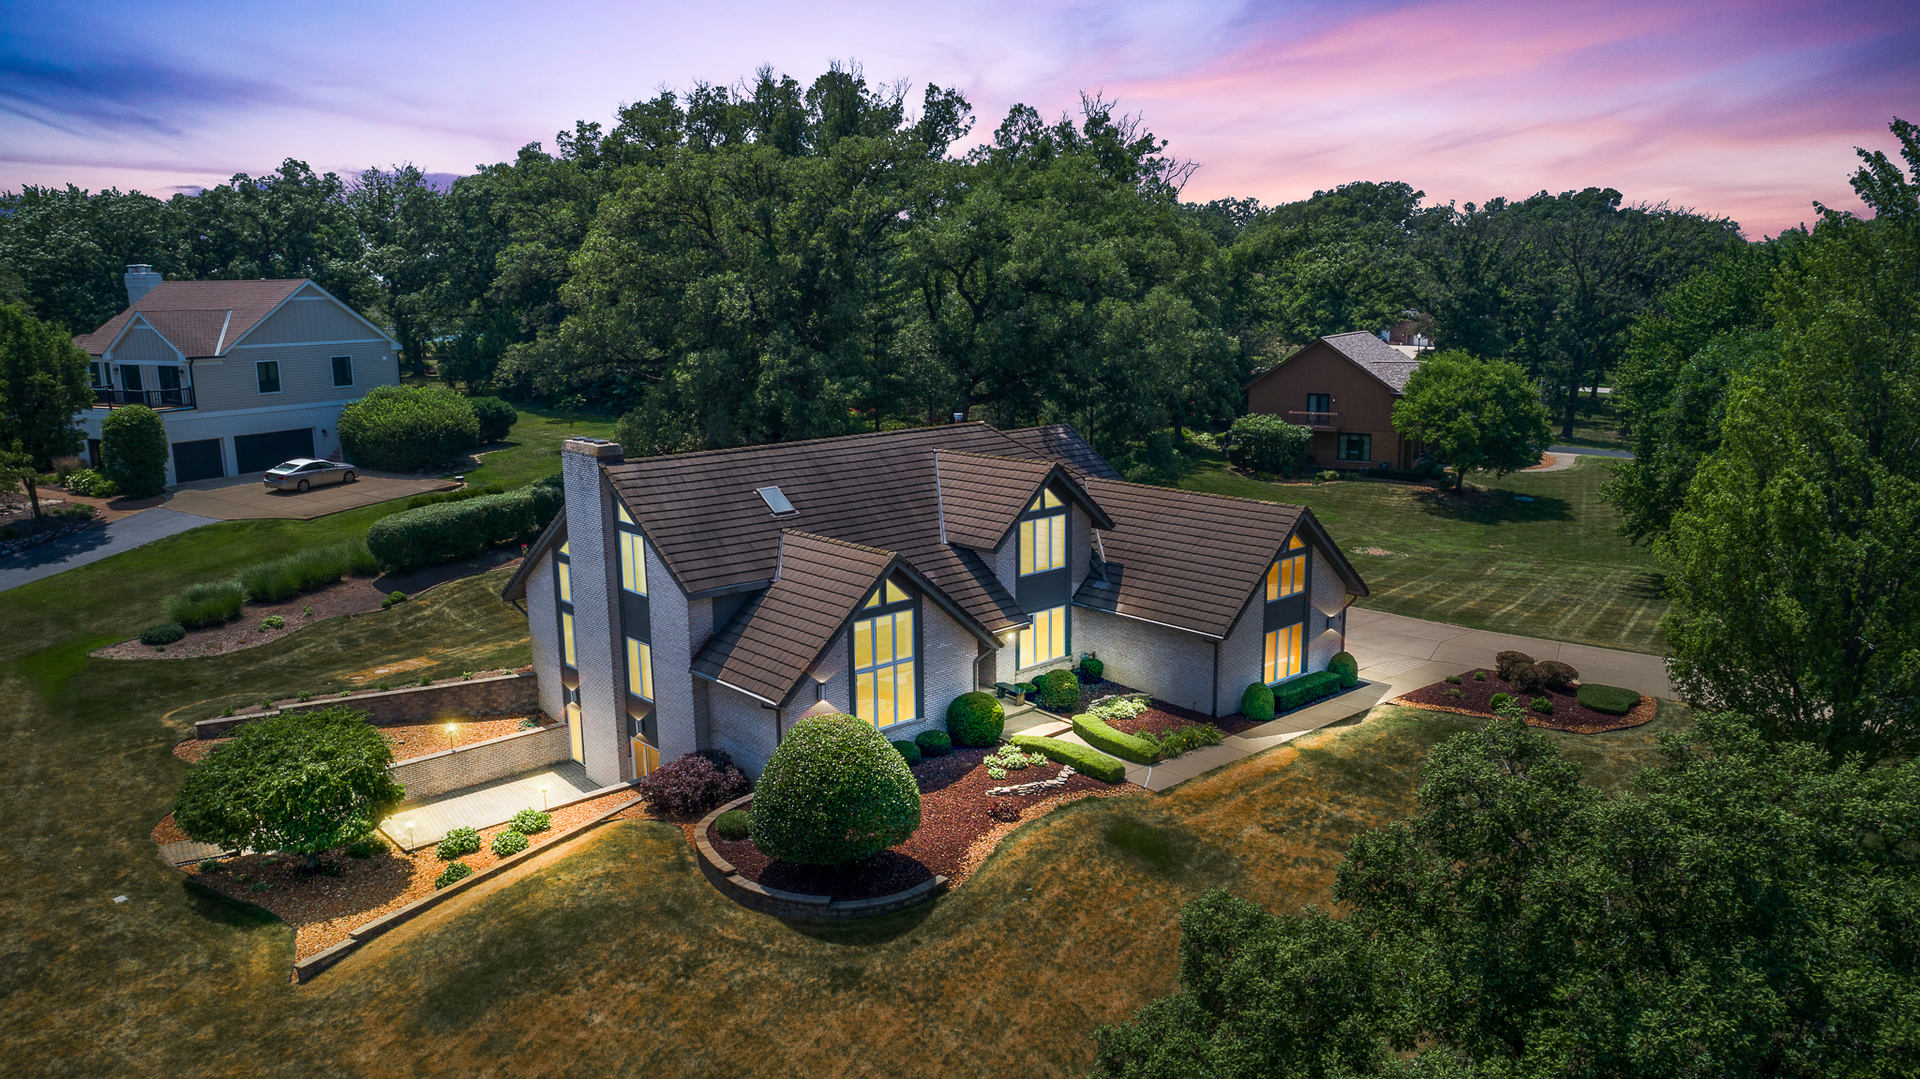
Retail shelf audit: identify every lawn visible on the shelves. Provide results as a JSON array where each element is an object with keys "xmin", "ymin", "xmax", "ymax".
[
  {"xmin": 1178, "ymin": 449, "xmax": 1667, "ymax": 654},
  {"xmin": 445, "ymin": 402, "xmax": 619, "ymax": 490}
]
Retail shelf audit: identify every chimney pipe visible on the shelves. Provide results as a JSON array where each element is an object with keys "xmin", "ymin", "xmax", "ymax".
[{"xmin": 124, "ymin": 264, "xmax": 162, "ymax": 306}]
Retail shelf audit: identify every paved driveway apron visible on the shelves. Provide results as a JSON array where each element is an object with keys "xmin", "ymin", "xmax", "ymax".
[
  {"xmin": 164, "ymin": 472, "xmax": 458, "ymax": 521},
  {"xmin": 0, "ymin": 507, "xmax": 219, "ymax": 593}
]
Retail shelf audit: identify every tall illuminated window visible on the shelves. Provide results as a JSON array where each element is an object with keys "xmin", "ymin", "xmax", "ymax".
[
  {"xmin": 1018, "ymin": 488, "xmax": 1066, "ymax": 576},
  {"xmin": 1266, "ymin": 534, "xmax": 1306, "ymax": 601},
  {"xmin": 853, "ymin": 579, "xmax": 916, "ymax": 729},
  {"xmin": 1264, "ymin": 623, "xmax": 1303, "ymax": 683},
  {"xmin": 626, "ymin": 638, "xmax": 653, "ymax": 701},
  {"xmin": 1018, "ymin": 605, "xmax": 1067, "ymax": 668},
  {"xmin": 557, "ymin": 560, "xmax": 571, "ymax": 604},
  {"xmin": 562, "ymin": 611, "xmax": 576, "ymax": 667}
]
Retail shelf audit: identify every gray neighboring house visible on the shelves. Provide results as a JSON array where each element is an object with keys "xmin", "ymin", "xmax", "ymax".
[
  {"xmin": 72, "ymin": 265, "xmax": 401, "ymax": 484},
  {"xmin": 501, "ymin": 423, "xmax": 1369, "ymax": 785}
]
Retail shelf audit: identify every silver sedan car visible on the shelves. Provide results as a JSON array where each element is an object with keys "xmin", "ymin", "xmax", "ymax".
[{"xmin": 263, "ymin": 458, "xmax": 357, "ymax": 492}]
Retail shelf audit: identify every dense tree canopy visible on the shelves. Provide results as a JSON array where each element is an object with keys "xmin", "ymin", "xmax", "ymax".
[
  {"xmin": 0, "ymin": 302, "xmax": 93, "ymax": 514},
  {"xmin": 1391, "ymin": 350, "xmax": 1552, "ymax": 485},
  {"xmin": 1092, "ymin": 712, "xmax": 1920, "ymax": 1078}
]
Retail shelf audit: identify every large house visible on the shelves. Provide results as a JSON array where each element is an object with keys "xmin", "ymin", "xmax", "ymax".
[
  {"xmin": 1244, "ymin": 331, "xmax": 1429, "ymax": 471},
  {"xmin": 71, "ymin": 265, "xmax": 401, "ymax": 484},
  {"xmin": 501, "ymin": 423, "xmax": 1368, "ymax": 785}
]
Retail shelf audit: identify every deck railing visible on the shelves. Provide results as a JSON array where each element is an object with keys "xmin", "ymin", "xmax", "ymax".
[
  {"xmin": 93, "ymin": 387, "xmax": 195, "ymax": 410},
  {"xmin": 1287, "ymin": 410, "xmax": 1338, "ymax": 429}
]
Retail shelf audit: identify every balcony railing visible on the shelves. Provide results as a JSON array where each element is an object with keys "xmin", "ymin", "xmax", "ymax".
[
  {"xmin": 94, "ymin": 387, "xmax": 195, "ymax": 410},
  {"xmin": 1287, "ymin": 410, "xmax": 1338, "ymax": 431}
]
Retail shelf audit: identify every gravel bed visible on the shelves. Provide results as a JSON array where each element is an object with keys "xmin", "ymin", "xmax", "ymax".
[
  {"xmin": 697, "ymin": 746, "xmax": 1121, "ymax": 901},
  {"xmin": 1394, "ymin": 668, "xmax": 1656, "ymax": 734},
  {"xmin": 91, "ymin": 550, "xmax": 521, "ymax": 661},
  {"xmin": 180, "ymin": 787, "xmax": 648, "ymax": 960}
]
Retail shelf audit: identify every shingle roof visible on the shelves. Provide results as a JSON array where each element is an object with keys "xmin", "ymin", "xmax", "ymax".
[
  {"xmin": 1320, "ymin": 331, "xmax": 1425, "ymax": 393},
  {"xmin": 1002, "ymin": 424, "xmax": 1124, "ymax": 481},
  {"xmin": 605, "ymin": 423, "xmax": 1071, "ymax": 636},
  {"xmin": 691, "ymin": 531, "xmax": 897, "ymax": 705},
  {"xmin": 936, "ymin": 450, "xmax": 1055, "ymax": 550},
  {"xmin": 1073, "ymin": 478, "xmax": 1366, "ymax": 639},
  {"xmin": 74, "ymin": 279, "xmax": 313, "ymax": 358}
]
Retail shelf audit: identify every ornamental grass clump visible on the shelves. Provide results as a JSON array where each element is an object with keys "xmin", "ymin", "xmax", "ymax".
[
  {"xmin": 164, "ymin": 579, "xmax": 245, "ymax": 628},
  {"xmin": 236, "ymin": 541, "xmax": 380, "ymax": 601},
  {"xmin": 749, "ymin": 713, "xmax": 920, "ymax": 866}
]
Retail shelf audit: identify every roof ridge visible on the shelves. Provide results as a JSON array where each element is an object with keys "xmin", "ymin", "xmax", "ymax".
[
  {"xmin": 1085, "ymin": 475, "xmax": 1307, "ymax": 513},
  {"xmin": 778, "ymin": 529, "xmax": 896, "ymax": 560},
  {"xmin": 934, "ymin": 448, "xmax": 1050, "ymax": 464}
]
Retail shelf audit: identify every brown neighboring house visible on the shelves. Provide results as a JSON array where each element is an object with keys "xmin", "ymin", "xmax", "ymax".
[{"xmin": 1244, "ymin": 331, "xmax": 1429, "ymax": 470}]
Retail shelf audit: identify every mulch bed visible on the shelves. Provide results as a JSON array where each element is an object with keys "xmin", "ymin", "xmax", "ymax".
[
  {"xmin": 91, "ymin": 549, "xmax": 521, "ymax": 661},
  {"xmin": 695, "ymin": 746, "xmax": 1132, "ymax": 902},
  {"xmin": 1393, "ymin": 667, "xmax": 1656, "ymax": 734},
  {"xmin": 173, "ymin": 713, "xmax": 554, "ymax": 764},
  {"xmin": 1033, "ymin": 679, "xmax": 1266, "ymax": 736},
  {"xmin": 166, "ymin": 788, "xmax": 650, "ymax": 960}
]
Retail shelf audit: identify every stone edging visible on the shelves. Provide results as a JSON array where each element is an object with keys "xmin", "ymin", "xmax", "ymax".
[
  {"xmin": 289, "ymin": 788, "xmax": 644, "ymax": 984},
  {"xmin": 691, "ymin": 794, "xmax": 948, "ymax": 920},
  {"xmin": 193, "ymin": 670, "xmax": 536, "ymax": 739}
]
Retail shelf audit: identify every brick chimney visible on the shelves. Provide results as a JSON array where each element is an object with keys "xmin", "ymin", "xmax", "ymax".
[{"xmin": 124, "ymin": 264, "xmax": 162, "ymax": 306}]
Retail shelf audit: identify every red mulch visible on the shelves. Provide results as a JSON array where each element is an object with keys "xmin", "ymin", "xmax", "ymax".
[
  {"xmin": 1394, "ymin": 668, "xmax": 1656, "ymax": 734},
  {"xmin": 698, "ymin": 746, "xmax": 1118, "ymax": 902},
  {"xmin": 1048, "ymin": 680, "xmax": 1265, "ymax": 736}
]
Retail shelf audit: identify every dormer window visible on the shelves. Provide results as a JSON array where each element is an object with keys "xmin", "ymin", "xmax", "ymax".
[
  {"xmin": 1266, "ymin": 534, "xmax": 1306, "ymax": 601},
  {"xmin": 1018, "ymin": 487, "xmax": 1066, "ymax": 576}
]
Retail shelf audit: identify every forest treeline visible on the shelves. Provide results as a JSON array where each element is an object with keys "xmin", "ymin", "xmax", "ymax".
[{"xmin": 0, "ymin": 65, "xmax": 1745, "ymax": 463}]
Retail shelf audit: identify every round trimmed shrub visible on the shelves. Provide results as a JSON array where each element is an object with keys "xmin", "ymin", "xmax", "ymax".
[
  {"xmin": 1577, "ymin": 683, "xmax": 1641, "ymax": 716},
  {"xmin": 1508, "ymin": 661, "xmax": 1549, "ymax": 695},
  {"xmin": 140, "ymin": 622, "xmax": 186, "ymax": 646},
  {"xmin": 946, "ymin": 691, "xmax": 1004, "ymax": 748},
  {"xmin": 715, "ymin": 810, "xmax": 751, "ymax": 841},
  {"xmin": 1531, "ymin": 696, "xmax": 1554, "ymax": 714},
  {"xmin": 1329, "ymin": 651, "xmax": 1359, "ymax": 688},
  {"xmin": 469, "ymin": 396, "xmax": 518, "ymax": 443},
  {"xmin": 891, "ymin": 739, "xmax": 922, "ymax": 766},
  {"xmin": 490, "ymin": 829, "xmax": 528, "ymax": 858},
  {"xmin": 1494, "ymin": 650, "xmax": 1536, "ymax": 681},
  {"xmin": 1079, "ymin": 654, "xmax": 1105, "ymax": 681},
  {"xmin": 1240, "ymin": 682, "xmax": 1275, "ymax": 723},
  {"xmin": 749, "ymin": 713, "xmax": 921, "ymax": 866},
  {"xmin": 434, "ymin": 862, "xmax": 473, "ymax": 889},
  {"xmin": 914, "ymin": 729, "xmax": 952, "ymax": 757},
  {"xmin": 436, "ymin": 826, "xmax": 481, "ymax": 861},
  {"xmin": 1537, "ymin": 660, "xmax": 1579, "ymax": 691},
  {"xmin": 338, "ymin": 385, "xmax": 481, "ymax": 472},
  {"xmin": 101, "ymin": 404, "xmax": 168, "ymax": 498},
  {"xmin": 1490, "ymin": 692, "xmax": 1514, "ymax": 710},
  {"xmin": 510, "ymin": 808, "xmax": 552, "ymax": 834},
  {"xmin": 1037, "ymin": 668, "xmax": 1081, "ymax": 712}
]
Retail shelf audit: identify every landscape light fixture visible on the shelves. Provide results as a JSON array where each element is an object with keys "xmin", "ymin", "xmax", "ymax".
[{"xmin": 540, "ymin": 782, "xmax": 549, "ymax": 810}]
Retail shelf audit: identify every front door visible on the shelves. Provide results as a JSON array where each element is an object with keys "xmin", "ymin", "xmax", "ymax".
[{"xmin": 567, "ymin": 702, "xmax": 585, "ymax": 765}]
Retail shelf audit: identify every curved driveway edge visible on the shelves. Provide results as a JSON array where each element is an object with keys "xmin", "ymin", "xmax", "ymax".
[{"xmin": 0, "ymin": 508, "xmax": 219, "ymax": 593}]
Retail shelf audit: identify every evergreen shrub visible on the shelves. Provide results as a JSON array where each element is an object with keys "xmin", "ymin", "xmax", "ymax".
[
  {"xmin": 1329, "ymin": 651, "xmax": 1359, "ymax": 688},
  {"xmin": 1037, "ymin": 669, "xmax": 1081, "ymax": 712},
  {"xmin": 715, "ymin": 810, "xmax": 751, "ymax": 841},
  {"xmin": 101, "ymin": 405, "xmax": 168, "ymax": 498},
  {"xmin": 337, "ymin": 385, "xmax": 481, "ymax": 471},
  {"xmin": 490, "ymin": 830, "xmax": 528, "ymax": 858},
  {"xmin": 749, "ymin": 713, "xmax": 921, "ymax": 865},
  {"xmin": 914, "ymin": 730, "xmax": 952, "ymax": 757},
  {"xmin": 1226, "ymin": 413, "xmax": 1314, "ymax": 475},
  {"xmin": 1275, "ymin": 671, "xmax": 1343, "ymax": 712},
  {"xmin": 946, "ymin": 691, "xmax": 1004, "ymax": 747},
  {"xmin": 891, "ymin": 739, "xmax": 923, "ymax": 766},
  {"xmin": 1009, "ymin": 735, "xmax": 1126, "ymax": 783},
  {"xmin": 1240, "ymin": 682, "xmax": 1275, "ymax": 722},
  {"xmin": 469, "ymin": 396, "xmax": 518, "ymax": 443},
  {"xmin": 366, "ymin": 483, "xmax": 562, "ymax": 572},
  {"xmin": 1577, "ymin": 683, "xmax": 1641, "ymax": 716},
  {"xmin": 140, "ymin": 623, "xmax": 185, "ymax": 646}
]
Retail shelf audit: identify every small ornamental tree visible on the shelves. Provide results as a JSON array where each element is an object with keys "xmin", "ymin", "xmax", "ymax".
[
  {"xmin": 1391, "ymin": 350, "xmax": 1552, "ymax": 488},
  {"xmin": 0, "ymin": 303, "xmax": 93, "ymax": 516},
  {"xmin": 1226, "ymin": 413, "xmax": 1314, "ymax": 476},
  {"xmin": 173, "ymin": 706, "xmax": 404, "ymax": 869},
  {"xmin": 749, "ymin": 713, "xmax": 921, "ymax": 866},
  {"xmin": 100, "ymin": 404, "xmax": 169, "ymax": 498},
  {"xmin": 337, "ymin": 384, "xmax": 481, "ymax": 471}
]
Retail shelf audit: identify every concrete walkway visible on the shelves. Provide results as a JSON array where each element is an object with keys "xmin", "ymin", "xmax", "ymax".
[
  {"xmin": 380, "ymin": 762, "xmax": 604, "ymax": 850},
  {"xmin": 1022, "ymin": 609, "xmax": 1673, "ymax": 793},
  {"xmin": 0, "ymin": 507, "xmax": 219, "ymax": 593}
]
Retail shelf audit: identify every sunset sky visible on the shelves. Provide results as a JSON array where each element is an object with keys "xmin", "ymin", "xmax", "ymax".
[{"xmin": 4, "ymin": 0, "xmax": 1915, "ymax": 235}]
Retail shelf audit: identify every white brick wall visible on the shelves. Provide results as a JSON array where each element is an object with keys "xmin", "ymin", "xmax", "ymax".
[
  {"xmin": 709, "ymin": 681, "xmax": 781, "ymax": 779},
  {"xmin": 562, "ymin": 446, "xmax": 626, "ymax": 788},
  {"xmin": 525, "ymin": 555, "xmax": 565, "ymax": 724},
  {"xmin": 646, "ymin": 536, "xmax": 700, "ymax": 763},
  {"xmin": 921, "ymin": 596, "xmax": 979, "ymax": 731},
  {"xmin": 1307, "ymin": 539, "xmax": 1347, "ymax": 672},
  {"xmin": 1073, "ymin": 608, "xmax": 1218, "ymax": 715},
  {"xmin": 1216, "ymin": 590, "xmax": 1265, "ymax": 715}
]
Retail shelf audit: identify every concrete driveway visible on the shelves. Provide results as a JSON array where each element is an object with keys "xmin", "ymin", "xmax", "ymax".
[
  {"xmin": 164, "ymin": 472, "xmax": 458, "ymax": 521},
  {"xmin": 0, "ymin": 507, "xmax": 220, "ymax": 593},
  {"xmin": 1346, "ymin": 607, "xmax": 1672, "ymax": 699}
]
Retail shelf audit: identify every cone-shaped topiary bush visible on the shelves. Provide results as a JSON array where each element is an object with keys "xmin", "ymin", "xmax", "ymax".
[
  {"xmin": 946, "ymin": 691, "xmax": 1004, "ymax": 747},
  {"xmin": 749, "ymin": 713, "xmax": 921, "ymax": 866}
]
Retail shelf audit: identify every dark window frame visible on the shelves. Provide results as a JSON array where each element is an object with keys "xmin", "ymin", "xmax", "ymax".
[
  {"xmin": 331, "ymin": 355, "xmax": 353, "ymax": 387},
  {"xmin": 256, "ymin": 360, "xmax": 281, "ymax": 395},
  {"xmin": 1337, "ymin": 432, "xmax": 1371, "ymax": 462},
  {"xmin": 848, "ymin": 574, "xmax": 923, "ymax": 730}
]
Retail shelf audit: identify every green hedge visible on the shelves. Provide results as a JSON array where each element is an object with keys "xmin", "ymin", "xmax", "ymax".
[
  {"xmin": 1329, "ymin": 651, "xmax": 1359, "ymax": 688},
  {"xmin": 1275, "ymin": 670, "xmax": 1343, "ymax": 712},
  {"xmin": 338, "ymin": 384, "xmax": 481, "ymax": 471},
  {"xmin": 1577, "ymin": 683, "xmax": 1641, "ymax": 715},
  {"xmin": 1010, "ymin": 735, "xmax": 1127, "ymax": 783},
  {"xmin": 1071, "ymin": 712, "xmax": 1160, "ymax": 765},
  {"xmin": 1226, "ymin": 413, "xmax": 1314, "ymax": 475},
  {"xmin": 366, "ymin": 482, "xmax": 563, "ymax": 572}
]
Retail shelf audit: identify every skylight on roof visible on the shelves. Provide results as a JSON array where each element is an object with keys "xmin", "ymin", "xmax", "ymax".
[{"xmin": 757, "ymin": 486, "xmax": 796, "ymax": 516}]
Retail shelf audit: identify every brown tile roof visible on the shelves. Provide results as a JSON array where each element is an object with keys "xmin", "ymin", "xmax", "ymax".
[
  {"xmin": 73, "ymin": 279, "xmax": 312, "ymax": 357},
  {"xmin": 1320, "ymin": 331, "xmax": 1424, "ymax": 392},
  {"xmin": 934, "ymin": 450, "xmax": 1115, "ymax": 550},
  {"xmin": 1074, "ymin": 479, "xmax": 1367, "ymax": 639},
  {"xmin": 1002, "ymin": 424, "xmax": 1124, "ymax": 480},
  {"xmin": 605, "ymin": 423, "xmax": 1069, "ymax": 636},
  {"xmin": 691, "ymin": 531, "xmax": 898, "ymax": 705}
]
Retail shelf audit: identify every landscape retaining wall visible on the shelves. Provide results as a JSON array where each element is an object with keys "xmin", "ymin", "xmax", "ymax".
[
  {"xmin": 691, "ymin": 795, "xmax": 948, "ymax": 920},
  {"xmin": 386, "ymin": 724, "xmax": 573, "ymax": 802},
  {"xmin": 194, "ymin": 671, "xmax": 540, "ymax": 739}
]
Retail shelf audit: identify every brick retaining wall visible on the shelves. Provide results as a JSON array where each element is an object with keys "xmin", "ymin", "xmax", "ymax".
[
  {"xmin": 691, "ymin": 795, "xmax": 948, "ymax": 920},
  {"xmin": 194, "ymin": 672, "xmax": 540, "ymax": 739},
  {"xmin": 387, "ymin": 724, "xmax": 573, "ymax": 802}
]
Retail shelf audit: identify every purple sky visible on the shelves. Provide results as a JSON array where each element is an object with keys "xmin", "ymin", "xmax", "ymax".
[{"xmin": 4, "ymin": 1, "xmax": 1915, "ymax": 235}]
